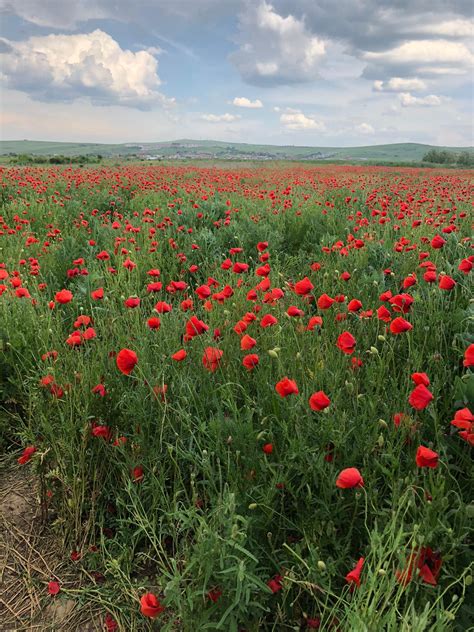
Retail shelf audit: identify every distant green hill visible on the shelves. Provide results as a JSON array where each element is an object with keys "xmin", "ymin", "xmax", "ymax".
[{"xmin": 1, "ymin": 139, "xmax": 472, "ymax": 162}]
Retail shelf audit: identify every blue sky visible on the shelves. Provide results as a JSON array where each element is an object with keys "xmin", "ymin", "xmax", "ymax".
[{"xmin": 0, "ymin": 0, "xmax": 472, "ymax": 146}]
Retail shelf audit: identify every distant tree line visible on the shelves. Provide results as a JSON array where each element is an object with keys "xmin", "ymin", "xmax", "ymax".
[
  {"xmin": 422, "ymin": 149, "xmax": 474, "ymax": 166},
  {"xmin": 7, "ymin": 154, "xmax": 103, "ymax": 165}
]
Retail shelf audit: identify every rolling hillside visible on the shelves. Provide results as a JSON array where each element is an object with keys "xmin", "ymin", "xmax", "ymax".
[{"xmin": 1, "ymin": 139, "xmax": 472, "ymax": 162}]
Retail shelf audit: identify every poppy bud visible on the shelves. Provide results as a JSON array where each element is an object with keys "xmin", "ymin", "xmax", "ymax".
[
  {"xmin": 378, "ymin": 335, "xmax": 386, "ymax": 341},
  {"xmin": 248, "ymin": 503, "xmax": 258, "ymax": 510},
  {"xmin": 268, "ymin": 349, "xmax": 278, "ymax": 358},
  {"xmin": 378, "ymin": 419, "xmax": 388, "ymax": 429},
  {"xmin": 370, "ymin": 346, "xmax": 379, "ymax": 355},
  {"xmin": 317, "ymin": 561, "xmax": 326, "ymax": 571}
]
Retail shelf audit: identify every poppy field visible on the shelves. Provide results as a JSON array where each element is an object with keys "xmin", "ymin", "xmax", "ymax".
[{"xmin": 0, "ymin": 163, "xmax": 473, "ymax": 630}]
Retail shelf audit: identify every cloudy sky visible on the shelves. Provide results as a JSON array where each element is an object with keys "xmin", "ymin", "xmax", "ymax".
[{"xmin": 0, "ymin": 0, "xmax": 472, "ymax": 146}]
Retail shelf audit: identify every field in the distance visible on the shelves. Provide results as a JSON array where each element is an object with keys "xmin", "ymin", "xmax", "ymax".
[
  {"xmin": 0, "ymin": 163, "xmax": 472, "ymax": 631},
  {"xmin": 2, "ymin": 139, "xmax": 474, "ymax": 162}
]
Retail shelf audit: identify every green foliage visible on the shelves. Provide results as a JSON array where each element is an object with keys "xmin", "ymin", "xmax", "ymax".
[{"xmin": 422, "ymin": 149, "xmax": 474, "ymax": 166}]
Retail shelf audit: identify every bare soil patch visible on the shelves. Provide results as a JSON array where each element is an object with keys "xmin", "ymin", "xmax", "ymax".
[{"xmin": 0, "ymin": 462, "xmax": 101, "ymax": 631}]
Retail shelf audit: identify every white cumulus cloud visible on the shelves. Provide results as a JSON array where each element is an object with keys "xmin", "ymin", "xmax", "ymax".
[
  {"xmin": 232, "ymin": 96, "xmax": 263, "ymax": 108},
  {"xmin": 363, "ymin": 39, "xmax": 473, "ymax": 77},
  {"xmin": 355, "ymin": 123, "xmax": 375, "ymax": 135},
  {"xmin": 201, "ymin": 113, "xmax": 241, "ymax": 122},
  {"xmin": 231, "ymin": 1, "xmax": 325, "ymax": 85},
  {"xmin": 398, "ymin": 92, "xmax": 443, "ymax": 107},
  {"xmin": 280, "ymin": 109, "xmax": 325, "ymax": 131},
  {"xmin": 373, "ymin": 77, "xmax": 427, "ymax": 92},
  {"xmin": 414, "ymin": 19, "xmax": 474, "ymax": 38},
  {"xmin": 0, "ymin": 29, "xmax": 173, "ymax": 109}
]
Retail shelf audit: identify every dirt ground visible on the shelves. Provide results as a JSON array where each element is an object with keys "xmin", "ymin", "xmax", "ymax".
[{"xmin": 0, "ymin": 462, "xmax": 101, "ymax": 631}]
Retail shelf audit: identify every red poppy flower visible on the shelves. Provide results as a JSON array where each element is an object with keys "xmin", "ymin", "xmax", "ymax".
[
  {"xmin": 195, "ymin": 284, "xmax": 211, "ymax": 299},
  {"xmin": 415, "ymin": 446, "xmax": 439, "ymax": 468},
  {"xmin": 396, "ymin": 547, "xmax": 442, "ymax": 586},
  {"xmin": 202, "ymin": 347, "xmax": 223, "ymax": 372},
  {"xmin": 256, "ymin": 263, "xmax": 271, "ymax": 277},
  {"xmin": 347, "ymin": 299, "xmax": 362, "ymax": 312},
  {"xmin": 243, "ymin": 354, "xmax": 259, "ymax": 370},
  {"xmin": 459, "ymin": 258, "xmax": 473, "ymax": 274},
  {"xmin": 83, "ymin": 327, "xmax": 96, "ymax": 340},
  {"xmin": 140, "ymin": 593, "xmax": 164, "ymax": 618},
  {"xmin": 409, "ymin": 384, "xmax": 433, "ymax": 409},
  {"xmin": 55, "ymin": 289, "xmax": 73, "ymax": 304},
  {"xmin": 240, "ymin": 334, "xmax": 256, "ymax": 350},
  {"xmin": 345, "ymin": 557, "xmax": 365, "ymax": 588},
  {"xmin": 91, "ymin": 287, "xmax": 104, "ymax": 300},
  {"xmin": 423, "ymin": 270, "xmax": 437, "ymax": 283},
  {"xmin": 48, "ymin": 581, "xmax": 60, "ymax": 595},
  {"xmin": 154, "ymin": 301, "xmax": 172, "ymax": 313},
  {"xmin": 147, "ymin": 268, "xmax": 161, "ymax": 277},
  {"xmin": 438, "ymin": 275, "xmax": 456, "ymax": 290},
  {"xmin": 147, "ymin": 282, "xmax": 163, "ymax": 293},
  {"xmin": 309, "ymin": 391, "xmax": 330, "ymax": 411},
  {"xmin": 132, "ymin": 466, "xmax": 144, "ymax": 482},
  {"xmin": 124, "ymin": 296, "xmax": 140, "ymax": 309},
  {"xmin": 92, "ymin": 383, "xmax": 107, "ymax": 397},
  {"xmin": 74, "ymin": 314, "xmax": 91, "ymax": 328},
  {"xmin": 431, "ymin": 235, "xmax": 446, "ymax": 249},
  {"xmin": 275, "ymin": 377, "xmax": 299, "ymax": 397},
  {"xmin": 411, "ymin": 372, "xmax": 430, "ymax": 386},
  {"xmin": 390, "ymin": 317, "xmax": 413, "ymax": 334},
  {"xmin": 263, "ymin": 443, "xmax": 273, "ymax": 454},
  {"xmin": 261, "ymin": 314, "xmax": 278, "ymax": 328},
  {"xmin": 116, "ymin": 349, "xmax": 138, "ymax": 375},
  {"xmin": 16, "ymin": 287, "xmax": 31, "ymax": 299},
  {"xmin": 294, "ymin": 277, "xmax": 314, "ymax": 296},
  {"xmin": 463, "ymin": 344, "xmax": 474, "ymax": 367},
  {"xmin": 377, "ymin": 305, "xmax": 392, "ymax": 322},
  {"xmin": 287, "ymin": 305, "xmax": 304, "ymax": 317},
  {"xmin": 234, "ymin": 320, "xmax": 248, "ymax": 334},
  {"xmin": 92, "ymin": 425, "xmax": 112, "ymax": 440},
  {"xmin": 172, "ymin": 349, "xmax": 187, "ymax": 362},
  {"xmin": 207, "ymin": 588, "xmax": 222, "ymax": 603},
  {"xmin": 389, "ymin": 293, "xmax": 414, "ymax": 313},
  {"xmin": 307, "ymin": 316, "xmax": 323, "ymax": 331},
  {"xmin": 105, "ymin": 613, "xmax": 118, "ymax": 631},
  {"xmin": 317, "ymin": 294, "xmax": 335, "ymax": 310},
  {"xmin": 267, "ymin": 574, "xmax": 283, "ymax": 593},
  {"xmin": 393, "ymin": 412, "xmax": 410, "ymax": 428},
  {"xmin": 147, "ymin": 316, "xmax": 161, "ymax": 330},
  {"xmin": 306, "ymin": 619, "xmax": 321, "ymax": 630},
  {"xmin": 233, "ymin": 262, "xmax": 249, "ymax": 273},
  {"xmin": 450, "ymin": 407, "xmax": 473, "ymax": 430},
  {"xmin": 185, "ymin": 315, "xmax": 209, "ymax": 339},
  {"xmin": 18, "ymin": 445, "xmax": 36, "ymax": 464},
  {"xmin": 336, "ymin": 331, "xmax": 356, "ymax": 354},
  {"xmin": 336, "ymin": 467, "xmax": 364, "ymax": 489}
]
